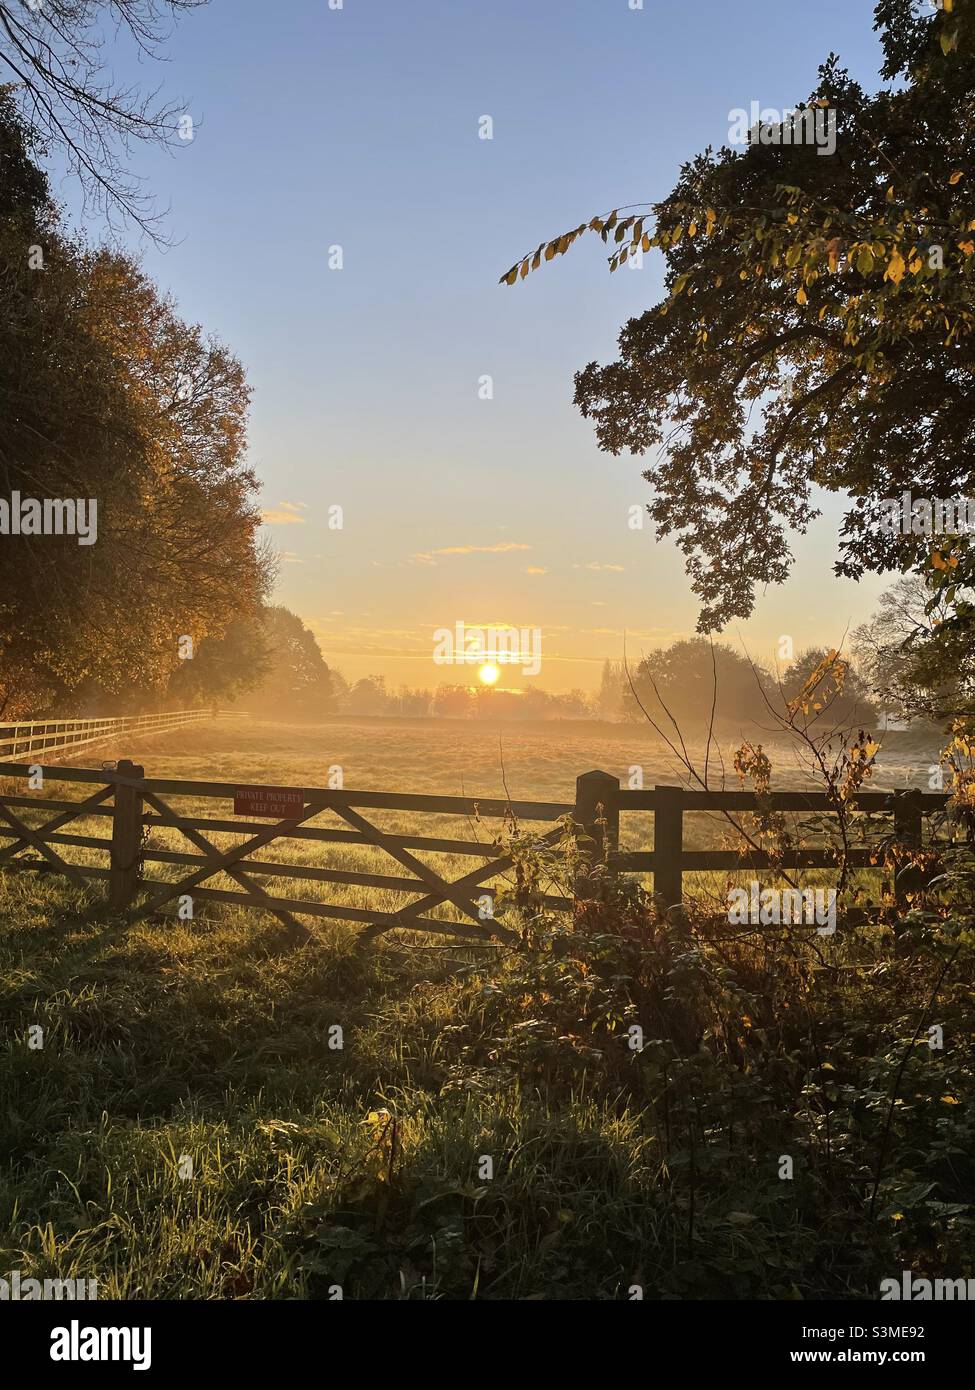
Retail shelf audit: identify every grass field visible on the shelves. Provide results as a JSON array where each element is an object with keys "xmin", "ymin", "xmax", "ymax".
[{"xmin": 1, "ymin": 715, "xmax": 970, "ymax": 1300}]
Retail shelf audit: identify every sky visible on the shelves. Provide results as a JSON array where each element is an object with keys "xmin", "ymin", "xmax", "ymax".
[{"xmin": 57, "ymin": 0, "xmax": 893, "ymax": 692}]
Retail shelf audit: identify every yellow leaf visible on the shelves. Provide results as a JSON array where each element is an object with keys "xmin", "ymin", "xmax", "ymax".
[
  {"xmin": 949, "ymin": 170, "xmax": 964, "ymax": 185},
  {"xmin": 941, "ymin": 1095, "xmax": 960, "ymax": 1104},
  {"xmin": 886, "ymin": 248, "xmax": 906, "ymax": 284},
  {"xmin": 796, "ymin": 286, "xmax": 807, "ymax": 305},
  {"xmin": 688, "ymin": 222, "xmax": 697, "ymax": 238},
  {"xmin": 959, "ymin": 241, "xmax": 975, "ymax": 257}
]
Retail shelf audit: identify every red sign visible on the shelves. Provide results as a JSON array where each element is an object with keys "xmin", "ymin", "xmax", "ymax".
[{"xmin": 233, "ymin": 785, "xmax": 306, "ymax": 820}]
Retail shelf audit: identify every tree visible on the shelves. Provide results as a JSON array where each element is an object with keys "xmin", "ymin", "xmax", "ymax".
[
  {"xmin": 345, "ymin": 675, "xmax": 390, "ymax": 717},
  {"xmin": 597, "ymin": 659, "xmax": 625, "ymax": 721},
  {"xmin": 854, "ymin": 575, "xmax": 964, "ymax": 721},
  {"xmin": 501, "ymin": 1, "xmax": 975, "ymax": 711},
  {"xmin": 167, "ymin": 613, "xmax": 273, "ymax": 710},
  {"xmin": 0, "ymin": 1, "xmax": 207, "ymax": 234},
  {"xmin": 0, "ymin": 91, "xmax": 271, "ymax": 716},
  {"xmin": 625, "ymin": 639, "xmax": 772, "ymax": 728},
  {"xmin": 433, "ymin": 684, "xmax": 474, "ymax": 719},
  {"xmin": 248, "ymin": 607, "xmax": 334, "ymax": 719},
  {"xmin": 395, "ymin": 685, "xmax": 432, "ymax": 717}
]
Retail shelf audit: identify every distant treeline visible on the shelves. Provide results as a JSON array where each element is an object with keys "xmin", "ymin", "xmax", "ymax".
[{"xmin": 314, "ymin": 639, "xmax": 880, "ymax": 727}]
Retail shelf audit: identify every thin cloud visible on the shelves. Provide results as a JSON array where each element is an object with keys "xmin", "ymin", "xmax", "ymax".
[
  {"xmin": 411, "ymin": 542, "xmax": 532, "ymax": 565},
  {"xmin": 262, "ymin": 501, "xmax": 307, "ymax": 526}
]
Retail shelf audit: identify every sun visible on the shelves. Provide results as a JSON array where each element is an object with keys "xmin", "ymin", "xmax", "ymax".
[{"xmin": 478, "ymin": 662, "xmax": 500, "ymax": 686}]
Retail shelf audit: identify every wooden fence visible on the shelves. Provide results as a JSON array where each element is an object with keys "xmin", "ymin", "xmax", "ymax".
[
  {"xmin": 0, "ymin": 710, "xmax": 219, "ymax": 762},
  {"xmin": 578, "ymin": 770, "xmax": 950, "ymax": 906},
  {"xmin": 0, "ymin": 762, "xmax": 952, "ymax": 942}
]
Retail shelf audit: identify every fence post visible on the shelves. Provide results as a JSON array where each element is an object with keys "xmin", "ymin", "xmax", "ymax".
[
  {"xmin": 109, "ymin": 759, "xmax": 145, "ymax": 912},
  {"xmin": 574, "ymin": 770, "xmax": 620, "ymax": 900},
  {"xmin": 653, "ymin": 785, "xmax": 684, "ymax": 907},
  {"xmin": 892, "ymin": 787, "xmax": 923, "ymax": 913}
]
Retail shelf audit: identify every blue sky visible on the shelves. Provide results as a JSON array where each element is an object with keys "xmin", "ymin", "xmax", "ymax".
[{"xmin": 57, "ymin": 0, "xmax": 890, "ymax": 689}]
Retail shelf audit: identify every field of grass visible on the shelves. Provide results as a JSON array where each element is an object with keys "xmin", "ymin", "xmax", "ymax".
[
  {"xmin": 88, "ymin": 711, "xmax": 948, "ymax": 801},
  {"xmin": 0, "ymin": 715, "xmax": 970, "ymax": 1300}
]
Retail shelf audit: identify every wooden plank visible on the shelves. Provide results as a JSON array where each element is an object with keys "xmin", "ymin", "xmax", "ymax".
[
  {"xmin": 681, "ymin": 848, "xmax": 874, "ymax": 870},
  {"xmin": 653, "ymin": 785, "xmax": 684, "ymax": 905},
  {"xmin": 0, "ymin": 763, "xmax": 138, "ymax": 784},
  {"xmin": 139, "ymin": 777, "xmax": 572, "ymax": 819},
  {"xmin": 0, "ymin": 797, "xmax": 112, "ymax": 817},
  {"xmin": 141, "ymin": 848, "xmax": 427, "ymax": 893},
  {"xmin": 109, "ymin": 760, "xmax": 144, "ymax": 911},
  {"xmin": 141, "ymin": 816, "xmax": 502, "ymax": 857},
  {"xmin": 614, "ymin": 849, "xmax": 875, "ymax": 872},
  {"xmin": 618, "ymin": 788, "xmax": 949, "ymax": 813},
  {"xmin": 146, "ymin": 882, "xmax": 496, "ymax": 937},
  {"xmin": 0, "ymin": 860, "xmax": 110, "ymax": 880},
  {"xmin": 0, "ymin": 831, "xmax": 110, "ymax": 851}
]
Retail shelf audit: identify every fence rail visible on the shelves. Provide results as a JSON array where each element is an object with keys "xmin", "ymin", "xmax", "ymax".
[
  {"xmin": 0, "ymin": 710, "xmax": 218, "ymax": 761},
  {"xmin": 0, "ymin": 761, "xmax": 953, "ymax": 943}
]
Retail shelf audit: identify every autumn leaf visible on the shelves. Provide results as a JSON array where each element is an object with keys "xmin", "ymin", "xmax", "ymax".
[{"xmin": 885, "ymin": 248, "xmax": 906, "ymax": 284}]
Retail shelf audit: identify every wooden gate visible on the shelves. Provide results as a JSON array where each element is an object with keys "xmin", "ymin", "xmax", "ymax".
[{"xmin": 0, "ymin": 759, "xmax": 574, "ymax": 944}]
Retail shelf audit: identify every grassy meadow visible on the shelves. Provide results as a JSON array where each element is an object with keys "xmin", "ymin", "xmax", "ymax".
[{"xmin": 0, "ymin": 715, "xmax": 971, "ymax": 1300}]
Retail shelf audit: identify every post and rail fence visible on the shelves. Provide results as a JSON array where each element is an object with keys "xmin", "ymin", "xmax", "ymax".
[
  {"xmin": 0, "ymin": 760, "xmax": 952, "ymax": 943},
  {"xmin": 0, "ymin": 710, "xmax": 221, "ymax": 762}
]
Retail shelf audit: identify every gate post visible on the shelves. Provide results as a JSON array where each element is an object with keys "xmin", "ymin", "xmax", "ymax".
[
  {"xmin": 653, "ymin": 785, "xmax": 684, "ymax": 907},
  {"xmin": 109, "ymin": 759, "xmax": 145, "ymax": 911},
  {"xmin": 574, "ymin": 770, "xmax": 620, "ymax": 901}
]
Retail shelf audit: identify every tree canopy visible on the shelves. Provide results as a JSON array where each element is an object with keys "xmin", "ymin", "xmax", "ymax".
[
  {"xmin": 501, "ymin": 0, "xmax": 975, "ymax": 718},
  {"xmin": 0, "ymin": 88, "xmax": 270, "ymax": 717}
]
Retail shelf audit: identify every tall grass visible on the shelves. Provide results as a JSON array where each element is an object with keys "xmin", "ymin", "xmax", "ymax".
[{"xmin": 0, "ymin": 718, "xmax": 970, "ymax": 1299}]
